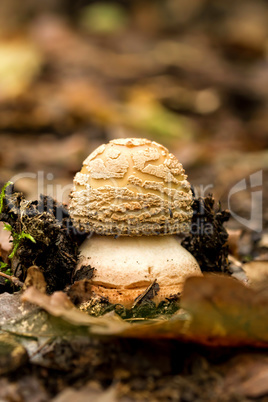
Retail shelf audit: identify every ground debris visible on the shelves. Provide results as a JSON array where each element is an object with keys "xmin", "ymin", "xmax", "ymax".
[
  {"xmin": 53, "ymin": 382, "xmax": 117, "ymax": 402},
  {"xmin": 0, "ymin": 270, "xmax": 24, "ymax": 288},
  {"xmin": 0, "ymin": 376, "xmax": 48, "ymax": 402},
  {"xmin": 0, "ymin": 333, "xmax": 28, "ymax": 375},
  {"xmin": 67, "ymin": 279, "xmax": 93, "ymax": 305},
  {"xmin": 79, "ymin": 294, "xmax": 113, "ymax": 317},
  {"xmin": 72, "ymin": 265, "xmax": 94, "ymax": 282},
  {"xmin": 182, "ymin": 194, "xmax": 230, "ymax": 272},
  {"xmin": 0, "ymin": 292, "xmax": 36, "ymax": 325},
  {"xmin": 222, "ymin": 354, "xmax": 268, "ymax": 399},
  {"xmin": 0, "ymin": 184, "xmax": 82, "ymax": 293},
  {"xmin": 20, "ymin": 274, "xmax": 268, "ymax": 347},
  {"xmin": 79, "ymin": 292, "xmax": 180, "ymax": 321},
  {"xmin": 23, "ymin": 265, "xmax": 47, "ymax": 293},
  {"xmin": 2, "ymin": 278, "xmax": 268, "ymax": 400},
  {"xmin": 0, "ymin": 1, "xmax": 267, "ymax": 399},
  {"xmin": 132, "ymin": 279, "xmax": 160, "ymax": 309}
]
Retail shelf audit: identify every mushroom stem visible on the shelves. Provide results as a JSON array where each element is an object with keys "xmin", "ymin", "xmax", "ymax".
[{"xmin": 76, "ymin": 235, "xmax": 202, "ymax": 307}]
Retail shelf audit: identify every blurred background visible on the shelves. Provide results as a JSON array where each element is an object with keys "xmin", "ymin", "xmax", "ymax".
[{"xmin": 0, "ymin": 0, "xmax": 267, "ymax": 231}]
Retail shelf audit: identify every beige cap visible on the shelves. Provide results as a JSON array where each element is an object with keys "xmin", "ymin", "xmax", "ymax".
[{"xmin": 69, "ymin": 138, "xmax": 193, "ymax": 236}]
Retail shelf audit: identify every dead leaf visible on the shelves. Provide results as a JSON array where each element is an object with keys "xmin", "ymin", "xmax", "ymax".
[
  {"xmin": 223, "ymin": 354, "xmax": 268, "ymax": 398},
  {"xmin": 21, "ymin": 287, "xmax": 129, "ymax": 335},
  {"xmin": 18, "ymin": 276, "xmax": 268, "ymax": 347},
  {"xmin": 53, "ymin": 382, "xmax": 117, "ymax": 402},
  {"xmin": 243, "ymin": 260, "xmax": 268, "ymax": 286},
  {"xmin": 0, "ymin": 292, "xmax": 36, "ymax": 325},
  {"xmin": 181, "ymin": 275, "xmax": 268, "ymax": 346},
  {"xmin": 67, "ymin": 279, "xmax": 93, "ymax": 305},
  {"xmin": 23, "ymin": 266, "xmax": 47, "ymax": 293},
  {"xmin": 22, "ymin": 287, "xmax": 76, "ymax": 313}
]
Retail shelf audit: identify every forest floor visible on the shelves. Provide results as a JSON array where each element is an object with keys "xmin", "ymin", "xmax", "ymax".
[{"xmin": 0, "ymin": 1, "xmax": 268, "ymax": 400}]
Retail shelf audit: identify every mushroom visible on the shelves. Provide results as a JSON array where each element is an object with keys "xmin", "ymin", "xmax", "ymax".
[{"xmin": 69, "ymin": 138, "xmax": 202, "ymax": 306}]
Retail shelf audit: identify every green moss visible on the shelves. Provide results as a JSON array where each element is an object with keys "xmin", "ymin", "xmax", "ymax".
[
  {"xmin": 0, "ymin": 181, "xmax": 12, "ymax": 214},
  {"xmin": 81, "ymin": 297, "xmax": 180, "ymax": 321}
]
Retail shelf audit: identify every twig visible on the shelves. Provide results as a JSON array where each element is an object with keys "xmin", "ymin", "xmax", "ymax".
[
  {"xmin": 29, "ymin": 337, "xmax": 53, "ymax": 359},
  {"xmin": 131, "ymin": 279, "xmax": 159, "ymax": 309},
  {"xmin": 0, "ymin": 271, "xmax": 24, "ymax": 287},
  {"xmin": 61, "ymin": 249, "xmax": 77, "ymax": 263},
  {"xmin": 228, "ymin": 254, "xmax": 244, "ymax": 269}
]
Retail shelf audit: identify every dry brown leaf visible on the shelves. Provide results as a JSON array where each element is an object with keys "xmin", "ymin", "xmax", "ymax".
[
  {"xmin": 20, "ymin": 276, "xmax": 268, "ymax": 347},
  {"xmin": 21, "ymin": 287, "xmax": 128, "ymax": 334},
  {"xmin": 243, "ymin": 260, "xmax": 268, "ymax": 286},
  {"xmin": 22, "ymin": 287, "xmax": 79, "ymax": 315},
  {"xmin": 181, "ymin": 275, "xmax": 268, "ymax": 346},
  {"xmin": 23, "ymin": 266, "xmax": 47, "ymax": 293},
  {"xmin": 93, "ymin": 275, "xmax": 268, "ymax": 347}
]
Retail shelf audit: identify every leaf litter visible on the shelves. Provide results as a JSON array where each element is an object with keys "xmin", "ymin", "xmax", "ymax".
[
  {"xmin": 0, "ymin": 184, "xmax": 268, "ymax": 400},
  {"xmin": 1, "ymin": 183, "xmax": 267, "ymax": 348},
  {"xmin": 0, "ymin": 2, "xmax": 268, "ymax": 399}
]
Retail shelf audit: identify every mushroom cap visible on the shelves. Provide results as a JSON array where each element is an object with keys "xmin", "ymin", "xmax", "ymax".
[{"xmin": 69, "ymin": 138, "xmax": 193, "ymax": 236}]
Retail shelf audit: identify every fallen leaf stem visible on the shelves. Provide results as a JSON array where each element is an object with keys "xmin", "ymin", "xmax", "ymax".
[{"xmin": 0, "ymin": 271, "xmax": 24, "ymax": 287}]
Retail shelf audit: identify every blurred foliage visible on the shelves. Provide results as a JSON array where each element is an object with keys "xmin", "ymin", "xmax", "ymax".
[
  {"xmin": 79, "ymin": 2, "xmax": 128, "ymax": 33},
  {"xmin": 0, "ymin": 0, "xmax": 267, "ymax": 223},
  {"xmin": 0, "ymin": 39, "xmax": 42, "ymax": 99}
]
